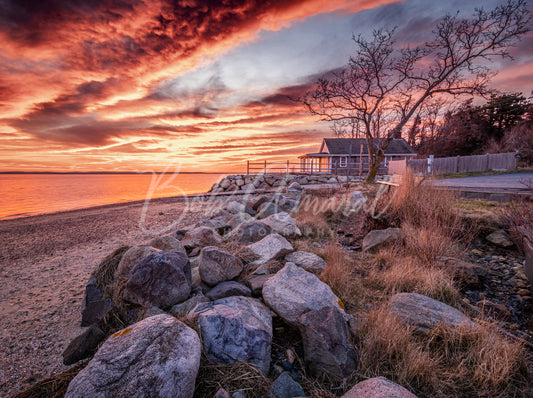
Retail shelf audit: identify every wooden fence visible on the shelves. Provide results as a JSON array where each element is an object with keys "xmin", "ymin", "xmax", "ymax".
[
  {"xmin": 246, "ymin": 159, "xmax": 386, "ymax": 175},
  {"xmin": 388, "ymin": 152, "xmax": 517, "ymax": 176}
]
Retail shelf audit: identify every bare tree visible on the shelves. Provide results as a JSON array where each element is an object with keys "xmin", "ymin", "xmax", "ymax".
[{"xmin": 303, "ymin": 0, "xmax": 531, "ymax": 182}]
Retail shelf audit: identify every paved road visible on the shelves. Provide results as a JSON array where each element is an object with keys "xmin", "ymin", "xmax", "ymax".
[{"xmin": 430, "ymin": 172, "xmax": 533, "ymax": 192}]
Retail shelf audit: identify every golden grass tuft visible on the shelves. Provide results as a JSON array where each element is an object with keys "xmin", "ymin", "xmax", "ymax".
[
  {"xmin": 220, "ymin": 241, "xmax": 260, "ymax": 265},
  {"xmin": 318, "ymin": 243, "xmax": 362, "ymax": 309},
  {"xmin": 353, "ymin": 306, "xmax": 529, "ymax": 398},
  {"xmin": 93, "ymin": 245, "xmax": 130, "ymax": 296}
]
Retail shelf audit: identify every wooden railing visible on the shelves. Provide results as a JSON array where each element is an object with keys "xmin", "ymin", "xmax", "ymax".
[{"xmin": 246, "ymin": 160, "xmax": 385, "ymax": 175}]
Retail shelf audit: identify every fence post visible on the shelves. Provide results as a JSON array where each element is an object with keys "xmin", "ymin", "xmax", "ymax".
[
  {"xmin": 246, "ymin": 160, "xmax": 249, "ymax": 175},
  {"xmin": 286, "ymin": 160, "xmax": 289, "ymax": 176},
  {"xmin": 486, "ymin": 154, "xmax": 490, "ymax": 171},
  {"xmin": 264, "ymin": 160, "xmax": 267, "ymax": 174},
  {"xmin": 456, "ymin": 156, "xmax": 460, "ymax": 173}
]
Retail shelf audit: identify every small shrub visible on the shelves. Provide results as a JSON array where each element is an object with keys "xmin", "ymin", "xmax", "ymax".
[{"xmin": 501, "ymin": 199, "xmax": 533, "ymax": 252}]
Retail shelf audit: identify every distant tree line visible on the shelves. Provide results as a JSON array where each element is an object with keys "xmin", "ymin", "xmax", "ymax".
[{"xmin": 413, "ymin": 93, "xmax": 533, "ymax": 165}]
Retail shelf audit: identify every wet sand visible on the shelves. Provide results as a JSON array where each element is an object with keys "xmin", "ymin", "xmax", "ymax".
[{"xmin": 0, "ymin": 195, "xmax": 217, "ymax": 396}]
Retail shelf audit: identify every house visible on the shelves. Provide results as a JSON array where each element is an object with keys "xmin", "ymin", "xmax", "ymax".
[{"xmin": 298, "ymin": 137, "xmax": 417, "ymax": 174}]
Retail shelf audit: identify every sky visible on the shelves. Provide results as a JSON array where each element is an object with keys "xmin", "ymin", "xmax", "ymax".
[{"xmin": 0, "ymin": 0, "xmax": 532, "ymax": 173}]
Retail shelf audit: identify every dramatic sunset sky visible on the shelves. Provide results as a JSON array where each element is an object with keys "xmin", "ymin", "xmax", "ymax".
[{"xmin": 1, "ymin": 0, "xmax": 532, "ymax": 172}]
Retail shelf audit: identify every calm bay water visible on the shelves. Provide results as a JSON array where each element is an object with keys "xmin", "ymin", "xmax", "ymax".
[{"xmin": 0, "ymin": 173, "xmax": 225, "ymax": 220}]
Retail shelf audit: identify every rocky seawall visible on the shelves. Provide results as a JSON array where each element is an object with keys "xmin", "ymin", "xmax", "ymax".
[{"xmin": 209, "ymin": 174, "xmax": 362, "ymax": 193}]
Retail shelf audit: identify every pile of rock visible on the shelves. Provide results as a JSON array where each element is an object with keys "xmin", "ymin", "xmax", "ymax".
[
  {"xmin": 210, "ymin": 174, "xmax": 361, "ymax": 193},
  {"xmin": 62, "ymin": 189, "xmax": 480, "ymax": 397}
]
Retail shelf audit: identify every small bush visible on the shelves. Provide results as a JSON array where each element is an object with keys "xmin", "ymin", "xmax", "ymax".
[{"xmin": 501, "ymin": 198, "xmax": 533, "ymax": 252}]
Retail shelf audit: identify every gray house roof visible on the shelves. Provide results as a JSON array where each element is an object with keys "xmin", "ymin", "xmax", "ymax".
[{"xmin": 320, "ymin": 138, "xmax": 416, "ymax": 155}]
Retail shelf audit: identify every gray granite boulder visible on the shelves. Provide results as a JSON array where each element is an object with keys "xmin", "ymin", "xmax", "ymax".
[
  {"xmin": 342, "ymin": 377, "xmax": 417, "ymax": 398},
  {"xmin": 262, "ymin": 262, "xmax": 346, "ymax": 324},
  {"xmin": 225, "ymin": 221, "xmax": 272, "ymax": 244},
  {"xmin": 298, "ymin": 306, "xmax": 357, "ymax": 379},
  {"xmin": 226, "ymin": 201, "xmax": 246, "ymax": 214},
  {"xmin": 257, "ymin": 202, "xmax": 281, "ymax": 219},
  {"xmin": 181, "ymin": 226, "xmax": 222, "ymax": 250},
  {"xmin": 199, "ymin": 246, "xmax": 244, "ymax": 286},
  {"xmin": 228, "ymin": 212, "xmax": 254, "ymax": 229},
  {"xmin": 188, "ymin": 296, "xmax": 272, "ymax": 373},
  {"xmin": 389, "ymin": 293, "xmax": 474, "ymax": 333},
  {"xmin": 284, "ymin": 251, "xmax": 326, "ymax": 274},
  {"xmin": 248, "ymin": 233, "xmax": 293, "ymax": 265},
  {"xmin": 206, "ymin": 281, "xmax": 252, "ymax": 300},
  {"xmin": 244, "ymin": 274, "xmax": 272, "ymax": 296},
  {"xmin": 123, "ymin": 250, "xmax": 192, "ymax": 308},
  {"xmin": 247, "ymin": 195, "xmax": 270, "ymax": 211},
  {"xmin": 261, "ymin": 212, "xmax": 301, "ymax": 238},
  {"xmin": 117, "ymin": 246, "xmax": 159, "ymax": 279},
  {"xmin": 485, "ymin": 229, "xmax": 514, "ymax": 248},
  {"xmin": 362, "ymin": 228, "xmax": 402, "ymax": 252},
  {"xmin": 149, "ymin": 235, "xmax": 185, "ymax": 252},
  {"xmin": 65, "ymin": 314, "xmax": 201, "ymax": 398},
  {"xmin": 195, "ymin": 217, "xmax": 232, "ymax": 236},
  {"xmin": 268, "ymin": 372, "xmax": 305, "ymax": 398}
]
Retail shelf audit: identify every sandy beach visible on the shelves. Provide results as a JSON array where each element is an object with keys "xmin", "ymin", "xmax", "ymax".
[{"xmin": 0, "ymin": 195, "xmax": 218, "ymax": 396}]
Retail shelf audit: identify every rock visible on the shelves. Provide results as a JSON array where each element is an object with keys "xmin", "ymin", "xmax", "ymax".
[
  {"xmin": 196, "ymin": 217, "xmax": 232, "ymax": 236},
  {"xmin": 441, "ymin": 258, "xmax": 488, "ymax": 289},
  {"xmin": 248, "ymin": 233, "xmax": 294, "ymax": 265},
  {"xmin": 181, "ymin": 226, "xmax": 223, "ymax": 250},
  {"xmin": 199, "ymin": 246, "xmax": 244, "ymax": 286},
  {"xmin": 117, "ymin": 246, "xmax": 159, "ymax": 279},
  {"xmin": 231, "ymin": 391, "xmax": 247, "ymax": 398},
  {"xmin": 206, "ymin": 281, "xmax": 252, "ymax": 300},
  {"xmin": 228, "ymin": 212, "xmax": 254, "ymax": 229},
  {"xmin": 389, "ymin": 293, "xmax": 474, "ymax": 334},
  {"xmin": 225, "ymin": 221, "xmax": 272, "ymax": 244},
  {"xmin": 148, "ymin": 235, "xmax": 185, "ymax": 252},
  {"xmin": 226, "ymin": 201, "xmax": 246, "ymax": 214},
  {"xmin": 284, "ymin": 251, "xmax": 326, "ymax": 274},
  {"xmin": 191, "ymin": 267, "xmax": 201, "ymax": 287},
  {"xmin": 247, "ymin": 195, "xmax": 270, "ymax": 211},
  {"xmin": 65, "ymin": 314, "xmax": 201, "ymax": 398},
  {"xmin": 189, "ymin": 296, "xmax": 272, "ymax": 373},
  {"xmin": 477, "ymin": 300, "xmax": 513, "ymax": 321},
  {"xmin": 262, "ymin": 262, "xmax": 346, "ymax": 324},
  {"xmin": 81, "ymin": 276, "xmax": 113, "ymax": 327},
  {"xmin": 277, "ymin": 197, "xmax": 299, "ymax": 213},
  {"xmin": 485, "ymin": 229, "xmax": 514, "ymax": 248},
  {"xmin": 257, "ymin": 202, "xmax": 281, "ymax": 219},
  {"xmin": 342, "ymin": 377, "xmax": 417, "ymax": 398},
  {"xmin": 268, "ymin": 372, "xmax": 305, "ymax": 398},
  {"xmin": 123, "ymin": 250, "xmax": 192, "ymax": 308},
  {"xmin": 245, "ymin": 274, "xmax": 272, "ymax": 296},
  {"xmin": 261, "ymin": 212, "xmax": 302, "ymax": 238},
  {"xmin": 287, "ymin": 181, "xmax": 302, "ymax": 191},
  {"xmin": 362, "ymin": 228, "xmax": 402, "ymax": 252},
  {"xmin": 214, "ymin": 388, "xmax": 231, "ymax": 398},
  {"xmin": 220, "ymin": 178, "xmax": 231, "ymax": 189},
  {"xmin": 518, "ymin": 288, "xmax": 531, "ymax": 296},
  {"xmin": 169, "ymin": 293, "xmax": 210, "ymax": 317},
  {"xmin": 298, "ymin": 306, "xmax": 357, "ymax": 379},
  {"xmin": 349, "ymin": 191, "xmax": 366, "ymax": 210},
  {"xmin": 175, "ymin": 228, "xmax": 189, "ymax": 240},
  {"xmin": 63, "ymin": 325, "xmax": 106, "ymax": 365}
]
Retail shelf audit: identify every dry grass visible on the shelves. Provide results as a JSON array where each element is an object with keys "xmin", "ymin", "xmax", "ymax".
[
  {"xmin": 293, "ymin": 193, "xmax": 337, "ymax": 240},
  {"xmin": 353, "ymin": 307, "xmax": 529, "ymax": 398},
  {"xmin": 220, "ymin": 241, "xmax": 260, "ymax": 265},
  {"xmin": 93, "ymin": 245, "xmax": 130, "ymax": 296},
  {"xmin": 13, "ymin": 361, "xmax": 88, "ymax": 398},
  {"xmin": 318, "ymin": 243, "xmax": 362, "ymax": 309},
  {"xmin": 367, "ymin": 250, "xmax": 459, "ymax": 305},
  {"xmin": 501, "ymin": 199, "xmax": 533, "ymax": 252}
]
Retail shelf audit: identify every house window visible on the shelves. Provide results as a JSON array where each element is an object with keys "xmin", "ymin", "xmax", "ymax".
[{"xmin": 339, "ymin": 156, "xmax": 347, "ymax": 167}]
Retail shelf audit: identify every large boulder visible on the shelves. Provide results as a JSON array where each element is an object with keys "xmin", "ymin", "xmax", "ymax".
[
  {"xmin": 169, "ymin": 293, "xmax": 210, "ymax": 318},
  {"xmin": 342, "ymin": 377, "xmax": 417, "ymax": 398},
  {"xmin": 195, "ymin": 217, "xmax": 232, "ymax": 236},
  {"xmin": 65, "ymin": 314, "xmax": 201, "ymax": 398},
  {"xmin": 389, "ymin": 293, "xmax": 474, "ymax": 334},
  {"xmin": 225, "ymin": 221, "xmax": 272, "ymax": 244},
  {"xmin": 181, "ymin": 226, "xmax": 222, "ymax": 250},
  {"xmin": 228, "ymin": 212, "xmax": 254, "ymax": 229},
  {"xmin": 206, "ymin": 281, "xmax": 252, "ymax": 301},
  {"xmin": 188, "ymin": 296, "xmax": 272, "ymax": 373},
  {"xmin": 284, "ymin": 251, "xmax": 326, "ymax": 274},
  {"xmin": 257, "ymin": 202, "xmax": 282, "ymax": 219},
  {"xmin": 148, "ymin": 235, "xmax": 185, "ymax": 252},
  {"xmin": 298, "ymin": 306, "xmax": 357, "ymax": 379},
  {"xmin": 247, "ymin": 195, "xmax": 270, "ymax": 211},
  {"xmin": 485, "ymin": 229, "xmax": 514, "ymax": 248},
  {"xmin": 123, "ymin": 250, "xmax": 192, "ymax": 308},
  {"xmin": 226, "ymin": 201, "xmax": 246, "ymax": 214},
  {"xmin": 117, "ymin": 246, "xmax": 159, "ymax": 279},
  {"xmin": 362, "ymin": 228, "xmax": 402, "ymax": 252},
  {"xmin": 248, "ymin": 233, "xmax": 294, "ymax": 265},
  {"xmin": 262, "ymin": 262, "xmax": 346, "ymax": 324},
  {"xmin": 261, "ymin": 212, "xmax": 302, "ymax": 238},
  {"xmin": 198, "ymin": 246, "xmax": 244, "ymax": 286}
]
